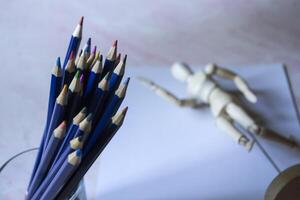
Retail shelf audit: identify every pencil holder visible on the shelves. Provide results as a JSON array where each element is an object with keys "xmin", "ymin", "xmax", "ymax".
[
  {"xmin": 69, "ymin": 180, "xmax": 87, "ymax": 200},
  {"xmin": 0, "ymin": 148, "xmax": 87, "ymax": 199}
]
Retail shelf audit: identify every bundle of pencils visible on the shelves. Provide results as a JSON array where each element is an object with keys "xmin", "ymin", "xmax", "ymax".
[{"xmin": 25, "ymin": 17, "xmax": 129, "ymax": 200}]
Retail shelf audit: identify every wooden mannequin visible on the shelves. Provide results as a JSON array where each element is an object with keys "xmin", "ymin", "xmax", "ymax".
[{"xmin": 138, "ymin": 62, "xmax": 298, "ymax": 151}]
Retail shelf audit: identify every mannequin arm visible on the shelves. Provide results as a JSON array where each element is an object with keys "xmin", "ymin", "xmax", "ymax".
[
  {"xmin": 137, "ymin": 77, "xmax": 205, "ymax": 108},
  {"xmin": 205, "ymin": 64, "xmax": 257, "ymax": 103}
]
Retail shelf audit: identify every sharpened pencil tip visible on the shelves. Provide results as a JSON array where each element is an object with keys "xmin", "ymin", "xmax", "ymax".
[
  {"xmin": 117, "ymin": 53, "xmax": 121, "ymax": 60},
  {"xmin": 79, "ymin": 16, "xmax": 84, "ymax": 26},
  {"xmin": 124, "ymin": 77, "xmax": 130, "ymax": 85},
  {"xmin": 113, "ymin": 40, "xmax": 118, "ymax": 47},
  {"xmin": 60, "ymin": 121, "xmax": 67, "ymax": 128},
  {"xmin": 86, "ymin": 113, "xmax": 93, "ymax": 121},
  {"xmin": 123, "ymin": 54, "xmax": 127, "ymax": 64},
  {"xmin": 122, "ymin": 106, "xmax": 128, "ymax": 114},
  {"xmin": 93, "ymin": 46, "xmax": 97, "ymax": 54},
  {"xmin": 76, "ymin": 149, "xmax": 82, "ymax": 156},
  {"xmin": 87, "ymin": 38, "xmax": 91, "ymax": 45},
  {"xmin": 81, "ymin": 107, "xmax": 88, "ymax": 114},
  {"xmin": 70, "ymin": 51, "xmax": 75, "ymax": 60},
  {"xmin": 75, "ymin": 70, "xmax": 80, "ymax": 78},
  {"xmin": 80, "ymin": 74, "xmax": 84, "ymax": 82},
  {"xmin": 100, "ymin": 54, "xmax": 103, "ymax": 61},
  {"xmin": 56, "ymin": 57, "xmax": 61, "ymax": 67}
]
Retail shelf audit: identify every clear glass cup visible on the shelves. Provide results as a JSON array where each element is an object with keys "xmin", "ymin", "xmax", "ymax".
[{"xmin": 0, "ymin": 148, "xmax": 86, "ymax": 200}]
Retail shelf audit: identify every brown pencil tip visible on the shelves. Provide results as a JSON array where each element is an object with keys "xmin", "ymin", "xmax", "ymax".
[
  {"xmin": 113, "ymin": 40, "xmax": 118, "ymax": 47},
  {"xmin": 79, "ymin": 16, "xmax": 84, "ymax": 26}
]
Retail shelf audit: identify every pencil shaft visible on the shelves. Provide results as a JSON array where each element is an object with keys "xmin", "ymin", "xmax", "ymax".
[
  {"xmin": 26, "ymin": 134, "xmax": 63, "ymax": 199},
  {"xmin": 44, "ymin": 104, "xmax": 66, "ymax": 149},
  {"xmin": 51, "ymin": 124, "xmax": 78, "ymax": 168},
  {"xmin": 56, "ymin": 123, "xmax": 120, "ymax": 199},
  {"xmin": 40, "ymin": 151, "xmax": 81, "ymax": 200}
]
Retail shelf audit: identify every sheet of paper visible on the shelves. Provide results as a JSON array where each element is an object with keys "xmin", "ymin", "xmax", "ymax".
[{"xmin": 96, "ymin": 64, "xmax": 300, "ymax": 200}]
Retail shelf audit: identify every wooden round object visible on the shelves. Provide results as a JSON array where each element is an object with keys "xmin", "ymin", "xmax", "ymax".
[{"xmin": 265, "ymin": 164, "xmax": 300, "ymax": 200}]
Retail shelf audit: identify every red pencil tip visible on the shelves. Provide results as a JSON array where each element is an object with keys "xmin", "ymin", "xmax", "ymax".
[
  {"xmin": 113, "ymin": 40, "xmax": 118, "ymax": 47},
  {"xmin": 60, "ymin": 121, "xmax": 67, "ymax": 128},
  {"xmin": 70, "ymin": 51, "xmax": 75, "ymax": 60},
  {"xmin": 79, "ymin": 16, "xmax": 84, "ymax": 26}
]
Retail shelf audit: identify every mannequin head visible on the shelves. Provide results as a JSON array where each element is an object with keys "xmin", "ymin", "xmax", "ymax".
[{"xmin": 171, "ymin": 62, "xmax": 194, "ymax": 82}]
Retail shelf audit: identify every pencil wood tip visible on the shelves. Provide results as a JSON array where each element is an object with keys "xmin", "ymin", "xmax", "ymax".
[
  {"xmin": 86, "ymin": 113, "xmax": 93, "ymax": 121},
  {"xmin": 113, "ymin": 40, "xmax": 118, "ymax": 47},
  {"xmin": 81, "ymin": 107, "xmax": 88, "ymax": 114},
  {"xmin": 62, "ymin": 84, "xmax": 68, "ymax": 92},
  {"xmin": 79, "ymin": 16, "xmax": 84, "ymax": 26},
  {"xmin": 122, "ymin": 106, "xmax": 129, "ymax": 114}
]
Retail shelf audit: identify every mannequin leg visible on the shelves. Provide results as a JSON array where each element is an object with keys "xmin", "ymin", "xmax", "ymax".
[
  {"xmin": 215, "ymin": 113, "xmax": 254, "ymax": 151},
  {"xmin": 225, "ymin": 102, "xmax": 298, "ymax": 148}
]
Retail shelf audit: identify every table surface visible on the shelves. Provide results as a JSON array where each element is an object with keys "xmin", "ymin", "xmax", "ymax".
[{"xmin": 1, "ymin": 0, "xmax": 300, "ymax": 199}]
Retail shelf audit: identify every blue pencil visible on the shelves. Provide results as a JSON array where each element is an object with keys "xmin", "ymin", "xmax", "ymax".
[
  {"xmin": 75, "ymin": 49, "xmax": 83, "ymax": 66},
  {"xmin": 84, "ymin": 53, "xmax": 103, "ymax": 102},
  {"xmin": 87, "ymin": 74, "xmax": 109, "ymax": 114},
  {"xmin": 114, "ymin": 53, "xmax": 121, "ymax": 68},
  {"xmin": 108, "ymin": 55, "xmax": 126, "ymax": 94},
  {"xmin": 63, "ymin": 51, "xmax": 76, "ymax": 85},
  {"xmin": 26, "ymin": 121, "xmax": 66, "ymax": 199},
  {"xmin": 74, "ymin": 114, "xmax": 93, "ymax": 142},
  {"xmin": 76, "ymin": 50, "xmax": 87, "ymax": 72},
  {"xmin": 31, "ymin": 137, "xmax": 83, "ymax": 200},
  {"xmin": 67, "ymin": 74, "xmax": 84, "ymax": 123},
  {"xmin": 40, "ymin": 149, "xmax": 82, "ymax": 200},
  {"xmin": 56, "ymin": 107, "xmax": 128, "ymax": 199},
  {"xmin": 27, "ymin": 59, "xmax": 62, "ymax": 189},
  {"xmin": 83, "ymin": 38, "xmax": 91, "ymax": 58},
  {"xmin": 86, "ymin": 46, "xmax": 97, "ymax": 70},
  {"xmin": 51, "ymin": 107, "xmax": 87, "ymax": 168},
  {"xmin": 62, "ymin": 17, "xmax": 83, "ymax": 69},
  {"xmin": 44, "ymin": 85, "xmax": 68, "ymax": 150},
  {"xmin": 85, "ymin": 78, "xmax": 129, "ymax": 153},
  {"xmin": 101, "ymin": 40, "xmax": 117, "ymax": 79}
]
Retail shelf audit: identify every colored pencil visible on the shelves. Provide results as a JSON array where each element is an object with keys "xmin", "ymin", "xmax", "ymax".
[
  {"xmin": 40, "ymin": 149, "xmax": 82, "ymax": 200},
  {"xmin": 26, "ymin": 121, "xmax": 66, "ymax": 199},
  {"xmin": 101, "ymin": 40, "xmax": 117, "ymax": 78},
  {"xmin": 84, "ymin": 52, "xmax": 103, "ymax": 103},
  {"xmin": 108, "ymin": 55, "xmax": 127, "ymax": 94},
  {"xmin": 62, "ymin": 17, "xmax": 83, "ymax": 68},
  {"xmin": 87, "ymin": 46, "xmax": 98, "ymax": 70},
  {"xmin": 51, "ymin": 107, "xmax": 87, "ymax": 167},
  {"xmin": 28, "ymin": 58, "xmax": 62, "ymax": 188},
  {"xmin": 30, "ymin": 137, "xmax": 83, "ymax": 200},
  {"xmin": 86, "ymin": 78, "xmax": 129, "ymax": 152},
  {"xmin": 27, "ymin": 18, "xmax": 130, "ymax": 199},
  {"xmin": 44, "ymin": 85, "xmax": 68, "ymax": 149},
  {"xmin": 63, "ymin": 51, "xmax": 76, "ymax": 85},
  {"xmin": 56, "ymin": 107, "xmax": 128, "ymax": 199},
  {"xmin": 87, "ymin": 74, "xmax": 109, "ymax": 114}
]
